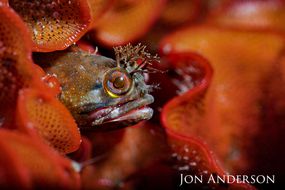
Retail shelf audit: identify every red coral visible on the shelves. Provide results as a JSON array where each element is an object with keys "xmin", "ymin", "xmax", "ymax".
[
  {"xmin": 160, "ymin": 52, "xmax": 254, "ymax": 189},
  {"xmin": 87, "ymin": 0, "xmax": 115, "ymax": 28},
  {"xmin": 0, "ymin": 5, "xmax": 81, "ymax": 153},
  {"xmin": 0, "ymin": 4, "xmax": 42, "ymax": 126},
  {"xmin": 90, "ymin": 0, "xmax": 166, "ymax": 47},
  {"xmin": 8, "ymin": 0, "xmax": 92, "ymax": 52},
  {"xmin": 0, "ymin": 129, "xmax": 80, "ymax": 189},
  {"xmin": 1, "ymin": 0, "xmax": 285, "ymax": 189},
  {"xmin": 160, "ymin": 25, "xmax": 285, "ymax": 177},
  {"xmin": 208, "ymin": 0, "xmax": 285, "ymax": 32},
  {"xmin": 16, "ymin": 88, "xmax": 81, "ymax": 154}
]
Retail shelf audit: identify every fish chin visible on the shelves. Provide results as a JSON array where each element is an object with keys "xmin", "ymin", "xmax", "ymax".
[{"xmin": 86, "ymin": 94, "xmax": 154, "ymax": 130}]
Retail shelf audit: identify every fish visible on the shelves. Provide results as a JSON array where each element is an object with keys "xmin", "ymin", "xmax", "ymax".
[{"xmin": 34, "ymin": 44, "xmax": 158, "ymax": 130}]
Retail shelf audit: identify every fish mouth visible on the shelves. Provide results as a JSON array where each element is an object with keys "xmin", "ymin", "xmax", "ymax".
[{"xmin": 87, "ymin": 94, "xmax": 154, "ymax": 129}]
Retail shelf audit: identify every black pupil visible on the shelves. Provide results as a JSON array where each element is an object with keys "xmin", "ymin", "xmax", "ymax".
[{"xmin": 113, "ymin": 76, "xmax": 125, "ymax": 89}]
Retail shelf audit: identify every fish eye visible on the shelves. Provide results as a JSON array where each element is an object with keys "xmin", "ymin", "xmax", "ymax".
[{"xmin": 103, "ymin": 68, "xmax": 133, "ymax": 98}]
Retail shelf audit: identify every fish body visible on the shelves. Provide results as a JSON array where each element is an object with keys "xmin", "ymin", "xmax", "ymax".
[{"xmin": 34, "ymin": 44, "xmax": 156, "ymax": 130}]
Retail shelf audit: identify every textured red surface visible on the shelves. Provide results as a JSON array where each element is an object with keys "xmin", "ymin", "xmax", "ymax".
[{"xmin": 9, "ymin": 0, "xmax": 91, "ymax": 52}]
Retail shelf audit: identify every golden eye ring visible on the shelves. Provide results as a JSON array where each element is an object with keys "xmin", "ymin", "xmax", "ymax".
[{"xmin": 103, "ymin": 68, "xmax": 133, "ymax": 98}]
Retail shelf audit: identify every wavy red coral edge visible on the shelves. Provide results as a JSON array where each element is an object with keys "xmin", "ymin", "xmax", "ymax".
[{"xmin": 160, "ymin": 52, "xmax": 255, "ymax": 190}]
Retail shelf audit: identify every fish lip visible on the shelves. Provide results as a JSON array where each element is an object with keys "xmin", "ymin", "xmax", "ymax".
[{"xmin": 88, "ymin": 94, "xmax": 154, "ymax": 126}]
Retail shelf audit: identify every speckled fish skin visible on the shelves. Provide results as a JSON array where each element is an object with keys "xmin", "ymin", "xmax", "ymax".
[{"xmin": 34, "ymin": 50, "xmax": 154, "ymax": 130}]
